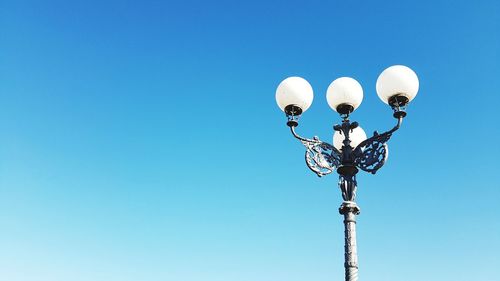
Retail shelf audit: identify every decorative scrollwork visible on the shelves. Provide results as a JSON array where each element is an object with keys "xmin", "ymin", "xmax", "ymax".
[
  {"xmin": 301, "ymin": 137, "xmax": 341, "ymax": 177},
  {"xmin": 339, "ymin": 174, "xmax": 357, "ymax": 201},
  {"xmin": 353, "ymin": 116, "xmax": 403, "ymax": 174},
  {"xmin": 289, "ymin": 126, "xmax": 341, "ymax": 177},
  {"xmin": 354, "ymin": 131, "xmax": 391, "ymax": 174},
  {"xmin": 288, "ymin": 116, "xmax": 402, "ymax": 177}
]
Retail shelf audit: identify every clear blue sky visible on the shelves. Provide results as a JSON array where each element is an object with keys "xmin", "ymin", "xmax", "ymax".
[{"xmin": 1, "ymin": 1, "xmax": 499, "ymax": 280}]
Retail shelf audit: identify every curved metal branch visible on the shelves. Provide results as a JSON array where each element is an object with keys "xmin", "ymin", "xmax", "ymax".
[
  {"xmin": 354, "ymin": 117, "xmax": 403, "ymax": 174},
  {"xmin": 289, "ymin": 126, "xmax": 341, "ymax": 177},
  {"xmin": 290, "ymin": 126, "xmax": 315, "ymax": 143},
  {"xmin": 386, "ymin": 116, "xmax": 403, "ymax": 135}
]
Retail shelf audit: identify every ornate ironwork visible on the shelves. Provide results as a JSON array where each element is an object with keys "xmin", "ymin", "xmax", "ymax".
[
  {"xmin": 289, "ymin": 126, "xmax": 341, "ymax": 177},
  {"xmin": 286, "ymin": 115, "xmax": 403, "ymax": 176},
  {"xmin": 302, "ymin": 137, "xmax": 341, "ymax": 177},
  {"xmin": 354, "ymin": 131, "xmax": 390, "ymax": 174},
  {"xmin": 339, "ymin": 174, "xmax": 357, "ymax": 201},
  {"xmin": 353, "ymin": 116, "xmax": 402, "ymax": 174}
]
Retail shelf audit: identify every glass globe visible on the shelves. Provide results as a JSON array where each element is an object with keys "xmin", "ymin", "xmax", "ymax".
[
  {"xmin": 333, "ymin": 126, "xmax": 367, "ymax": 151},
  {"xmin": 275, "ymin": 77, "xmax": 314, "ymax": 113},
  {"xmin": 326, "ymin": 77, "xmax": 363, "ymax": 113},
  {"xmin": 376, "ymin": 65, "xmax": 419, "ymax": 104}
]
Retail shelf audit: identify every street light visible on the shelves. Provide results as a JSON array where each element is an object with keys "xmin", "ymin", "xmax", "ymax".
[{"xmin": 275, "ymin": 65, "xmax": 419, "ymax": 281}]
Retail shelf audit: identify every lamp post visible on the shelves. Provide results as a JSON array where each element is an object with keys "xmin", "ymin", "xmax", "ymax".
[{"xmin": 275, "ymin": 65, "xmax": 419, "ymax": 281}]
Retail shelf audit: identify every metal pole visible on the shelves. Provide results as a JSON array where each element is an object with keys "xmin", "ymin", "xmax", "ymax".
[{"xmin": 339, "ymin": 201, "xmax": 360, "ymax": 281}]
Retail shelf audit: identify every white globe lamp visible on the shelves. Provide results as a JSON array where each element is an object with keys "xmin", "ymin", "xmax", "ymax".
[
  {"xmin": 276, "ymin": 77, "xmax": 314, "ymax": 115},
  {"xmin": 376, "ymin": 65, "xmax": 419, "ymax": 105},
  {"xmin": 326, "ymin": 77, "xmax": 363, "ymax": 115}
]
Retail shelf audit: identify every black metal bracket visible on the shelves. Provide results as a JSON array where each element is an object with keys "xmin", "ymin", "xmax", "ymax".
[
  {"xmin": 353, "ymin": 116, "xmax": 402, "ymax": 174},
  {"xmin": 286, "ymin": 112, "xmax": 404, "ymax": 176},
  {"xmin": 289, "ymin": 126, "xmax": 341, "ymax": 177}
]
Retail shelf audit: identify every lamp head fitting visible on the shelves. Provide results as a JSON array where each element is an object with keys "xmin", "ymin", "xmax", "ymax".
[
  {"xmin": 284, "ymin": 104, "xmax": 303, "ymax": 116},
  {"xmin": 388, "ymin": 94, "xmax": 409, "ymax": 118},
  {"xmin": 336, "ymin": 103, "xmax": 354, "ymax": 117},
  {"xmin": 285, "ymin": 104, "xmax": 302, "ymax": 127}
]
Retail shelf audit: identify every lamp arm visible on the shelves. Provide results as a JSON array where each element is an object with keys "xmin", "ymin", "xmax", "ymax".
[
  {"xmin": 289, "ymin": 126, "xmax": 314, "ymax": 143},
  {"xmin": 353, "ymin": 116, "xmax": 403, "ymax": 174},
  {"xmin": 387, "ymin": 116, "xmax": 403, "ymax": 135},
  {"xmin": 288, "ymin": 125, "xmax": 341, "ymax": 177}
]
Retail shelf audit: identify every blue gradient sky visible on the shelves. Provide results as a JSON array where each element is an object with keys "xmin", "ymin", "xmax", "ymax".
[{"xmin": 1, "ymin": 1, "xmax": 499, "ymax": 280}]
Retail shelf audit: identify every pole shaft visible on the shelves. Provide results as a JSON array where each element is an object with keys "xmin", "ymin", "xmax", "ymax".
[{"xmin": 339, "ymin": 202, "xmax": 360, "ymax": 281}]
